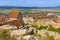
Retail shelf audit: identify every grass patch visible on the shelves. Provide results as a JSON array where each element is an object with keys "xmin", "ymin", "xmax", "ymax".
[
  {"xmin": 48, "ymin": 25, "xmax": 60, "ymax": 34},
  {"xmin": 0, "ymin": 29, "xmax": 16, "ymax": 40},
  {"xmin": 38, "ymin": 25, "xmax": 48, "ymax": 30},
  {"xmin": 31, "ymin": 24, "xmax": 38, "ymax": 29}
]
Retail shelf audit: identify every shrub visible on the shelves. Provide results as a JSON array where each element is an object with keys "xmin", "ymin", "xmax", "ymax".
[
  {"xmin": 48, "ymin": 25, "xmax": 55, "ymax": 31},
  {"xmin": 32, "ymin": 24, "xmax": 38, "ymax": 29},
  {"xmin": 48, "ymin": 25, "xmax": 60, "ymax": 34},
  {"xmin": 54, "ymin": 27, "xmax": 60, "ymax": 33},
  {"xmin": 48, "ymin": 36, "xmax": 55, "ymax": 40},
  {"xmin": 38, "ymin": 25, "xmax": 48, "ymax": 30}
]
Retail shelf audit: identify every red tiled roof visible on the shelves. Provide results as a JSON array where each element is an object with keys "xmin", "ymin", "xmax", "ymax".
[{"xmin": 9, "ymin": 10, "xmax": 19, "ymax": 18}]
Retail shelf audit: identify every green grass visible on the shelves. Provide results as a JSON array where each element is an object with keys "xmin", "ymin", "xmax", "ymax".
[
  {"xmin": 31, "ymin": 24, "xmax": 38, "ymax": 29},
  {"xmin": 33, "ymin": 32, "xmax": 55, "ymax": 40},
  {"xmin": 32, "ymin": 24, "xmax": 60, "ymax": 34},
  {"xmin": 0, "ymin": 29, "xmax": 16, "ymax": 40},
  {"xmin": 38, "ymin": 25, "xmax": 48, "ymax": 30},
  {"xmin": 48, "ymin": 25, "xmax": 60, "ymax": 34},
  {"xmin": 48, "ymin": 36, "xmax": 55, "ymax": 40}
]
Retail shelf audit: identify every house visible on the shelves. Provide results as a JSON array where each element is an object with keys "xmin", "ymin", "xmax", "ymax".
[
  {"xmin": 5, "ymin": 10, "xmax": 23, "ymax": 22},
  {"xmin": 0, "ymin": 10, "xmax": 24, "ymax": 29},
  {"xmin": 9, "ymin": 10, "xmax": 19, "ymax": 18},
  {"xmin": 9, "ymin": 10, "xmax": 22, "ymax": 19}
]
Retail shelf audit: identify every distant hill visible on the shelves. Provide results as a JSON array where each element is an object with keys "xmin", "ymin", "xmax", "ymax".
[
  {"xmin": 56, "ymin": 6, "xmax": 60, "ymax": 8},
  {"xmin": 0, "ymin": 6, "xmax": 60, "ymax": 9}
]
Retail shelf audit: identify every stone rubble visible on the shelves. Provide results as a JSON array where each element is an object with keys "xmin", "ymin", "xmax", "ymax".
[{"xmin": 0, "ymin": 25, "xmax": 60, "ymax": 40}]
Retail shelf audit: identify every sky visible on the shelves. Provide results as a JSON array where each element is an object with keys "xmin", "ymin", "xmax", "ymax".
[{"xmin": 0, "ymin": 0, "xmax": 60, "ymax": 7}]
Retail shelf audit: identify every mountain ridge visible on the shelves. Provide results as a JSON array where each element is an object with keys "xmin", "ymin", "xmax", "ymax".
[{"xmin": 0, "ymin": 6, "xmax": 60, "ymax": 9}]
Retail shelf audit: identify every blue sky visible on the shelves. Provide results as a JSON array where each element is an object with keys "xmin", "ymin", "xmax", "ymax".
[{"xmin": 0, "ymin": 0, "xmax": 60, "ymax": 7}]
